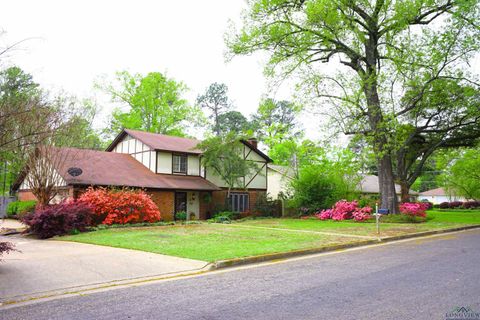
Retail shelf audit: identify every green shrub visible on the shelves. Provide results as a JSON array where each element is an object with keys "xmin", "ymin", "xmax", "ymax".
[
  {"xmin": 253, "ymin": 193, "xmax": 280, "ymax": 217},
  {"xmin": 379, "ymin": 214, "xmax": 428, "ymax": 224},
  {"xmin": 6, "ymin": 200, "xmax": 37, "ymax": 219},
  {"xmin": 175, "ymin": 211, "xmax": 187, "ymax": 221},
  {"xmin": 210, "ymin": 211, "xmax": 239, "ymax": 223},
  {"xmin": 291, "ymin": 164, "xmax": 360, "ymax": 211}
]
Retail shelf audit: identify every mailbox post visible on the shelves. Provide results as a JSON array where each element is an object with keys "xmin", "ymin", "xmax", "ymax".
[{"xmin": 375, "ymin": 204, "xmax": 390, "ymax": 236}]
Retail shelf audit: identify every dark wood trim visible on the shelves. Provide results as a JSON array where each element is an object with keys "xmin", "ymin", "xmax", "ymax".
[
  {"xmin": 240, "ymin": 140, "xmax": 273, "ymax": 163},
  {"xmin": 69, "ymin": 183, "xmax": 220, "ymax": 192},
  {"xmin": 244, "ymin": 148, "xmax": 253, "ymax": 160},
  {"xmin": 106, "ymin": 130, "xmax": 128, "ymax": 152},
  {"xmin": 217, "ymin": 187, "xmax": 267, "ymax": 191},
  {"xmin": 154, "ymin": 148, "xmax": 201, "ymax": 156},
  {"xmin": 172, "ymin": 153, "xmax": 188, "ymax": 175},
  {"xmin": 245, "ymin": 163, "xmax": 267, "ymax": 188}
]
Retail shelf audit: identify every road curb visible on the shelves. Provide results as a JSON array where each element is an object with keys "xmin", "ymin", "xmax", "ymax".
[
  {"xmin": 213, "ymin": 225, "xmax": 480, "ymax": 269},
  {"xmin": 0, "ymin": 263, "xmax": 215, "ymax": 308}
]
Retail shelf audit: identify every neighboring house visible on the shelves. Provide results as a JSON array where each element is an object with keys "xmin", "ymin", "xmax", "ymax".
[
  {"xmin": 418, "ymin": 187, "xmax": 466, "ymax": 204},
  {"xmin": 267, "ymin": 164, "xmax": 295, "ymax": 199},
  {"xmin": 13, "ymin": 129, "xmax": 272, "ymax": 220},
  {"xmin": 266, "ymin": 169, "xmax": 419, "ymax": 201},
  {"xmin": 357, "ymin": 175, "xmax": 418, "ymax": 201}
]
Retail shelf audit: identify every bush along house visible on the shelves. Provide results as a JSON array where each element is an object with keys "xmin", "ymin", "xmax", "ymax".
[{"xmin": 13, "ymin": 129, "xmax": 272, "ymax": 220}]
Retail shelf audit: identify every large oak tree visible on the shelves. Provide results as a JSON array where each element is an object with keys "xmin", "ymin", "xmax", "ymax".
[{"xmin": 228, "ymin": 0, "xmax": 480, "ymax": 213}]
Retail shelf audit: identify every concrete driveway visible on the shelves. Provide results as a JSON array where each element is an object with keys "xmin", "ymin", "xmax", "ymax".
[{"xmin": 0, "ymin": 234, "xmax": 208, "ymax": 303}]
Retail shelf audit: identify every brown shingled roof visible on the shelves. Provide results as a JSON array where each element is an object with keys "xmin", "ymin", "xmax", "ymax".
[
  {"xmin": 52, "ymin": 147, "xmax": 219, "ymax": 191},
  {"xmin": 358, "ymin": 175, "xmax": 418, "ymax": 195},
  {"xmin": 419, "ymin": 187, "xmax": 447, "ymax": 196},
  {"xmin": 107, "ymin": 129, "xmax": 202, "ymax": 154}
]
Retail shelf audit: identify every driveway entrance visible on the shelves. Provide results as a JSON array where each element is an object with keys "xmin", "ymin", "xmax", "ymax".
[{"xmin": 0, "ymin": 235, "xmax": 207, "ymax": 303}]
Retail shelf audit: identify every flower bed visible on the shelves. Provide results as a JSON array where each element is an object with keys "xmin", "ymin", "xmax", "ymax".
[{"xmin": 314, "ymin": 200, "xmax": 373, "ymax": 222}]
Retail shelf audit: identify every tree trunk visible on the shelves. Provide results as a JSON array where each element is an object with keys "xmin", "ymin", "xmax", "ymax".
[
  {"xmin": 400, "ymin": 181, "xmax": 411, "ymax": 203},
  {"xmin": 377, "ymin": 154, "xmax": 399, "ymax": 213},
  {"xmin": 361, "ymin": 27, "xmax": 399, "ymax": 213}
]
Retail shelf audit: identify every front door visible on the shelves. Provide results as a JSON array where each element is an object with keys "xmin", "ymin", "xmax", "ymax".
[{"xmin": 174, "ymin": 192, "xmax": 187, "ymax": 219}]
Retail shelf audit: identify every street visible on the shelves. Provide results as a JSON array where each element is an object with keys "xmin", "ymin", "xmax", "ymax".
[{"xmin": 1, "ymin": 229, "xmax": 479, "ymax": 320}]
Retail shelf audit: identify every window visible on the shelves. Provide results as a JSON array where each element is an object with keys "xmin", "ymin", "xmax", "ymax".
[
  {"xmin": 229, "ymin": 193, "xmax": 249, "ymax": 212},
  {"xmin": 173, "ymin": 154, "xmax": 187, "ymax": 173}
]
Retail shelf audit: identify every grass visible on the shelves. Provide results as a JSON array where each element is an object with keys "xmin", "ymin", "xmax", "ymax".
[
  {"xmin": 62, "ymin": 209, "xmax": 480, "ymax": 262},
  {"xmin": 240, "ymin": 210, "xmax": 480, "ymax": 237},
  {"xmin": 62, "ymin": 224, "xmax": 358, "ymax": 262}
]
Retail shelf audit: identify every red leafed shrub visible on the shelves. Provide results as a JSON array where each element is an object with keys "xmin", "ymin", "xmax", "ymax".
[
  {"xmin": 22, "ymin": 201, "xmax": 93, "ymax": 239},
  {"xmin": 314, "ymin": 200, "xmax": 373, "ymax": 222},
  {"xmin": 448, "ymin": 201, "xmax": 464, "ymax": 209},
  {"xmin": 463, "ymin": 201, "xmax": 480, "ymax": 209},
  {"xmin": 0, "ymin": 241, "xmax": 16, "ymax": 261},
  {"xmin": 439, "ymin": 202, "xmax": 450, "ymax": 209},
  {"xmin": 399, "ymin": 203, "xmax": 427, "ymax": 218},
  {"xmin": 78, "ymin": 187, "xmax": 161, "ymax": 225}
]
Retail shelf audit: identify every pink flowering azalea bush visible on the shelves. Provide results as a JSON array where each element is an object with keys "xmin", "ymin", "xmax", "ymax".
[
  {"xmin": 399, "ymin": 202, "xmax": 427, "ymax": 218},
  {"xmin": 314, "ymin": 200, "xmax": 373, "ymax": 222}
]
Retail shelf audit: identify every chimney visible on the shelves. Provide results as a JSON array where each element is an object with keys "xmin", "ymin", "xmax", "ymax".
[{"xmin": 248, "ymin": 138, "xmax": 258, "ymax": 149}]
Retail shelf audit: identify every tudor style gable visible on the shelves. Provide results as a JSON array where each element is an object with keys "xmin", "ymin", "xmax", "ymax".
[{"xmin": 106, "ymin": 129, "xmax": 271, "ymax": 191}]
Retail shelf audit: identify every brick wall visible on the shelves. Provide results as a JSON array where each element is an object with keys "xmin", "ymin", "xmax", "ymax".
[
  {"xmin": 18, "ymin": 191, "xmax": 37, "ymax": 202},
  {"xmin": 18, "ymin": 188, "xmax": 72, "ymax": 203},
  {"xmin": 149, "ymin": 190, "xmax": 175, "ymax": 221},
  {"xmin": 199, "ymin": 191, "xmax": 212, "ymax": 220},
  {"xmin": 210, "ymin": 189, "xmax": 266, "ymax": 215}
]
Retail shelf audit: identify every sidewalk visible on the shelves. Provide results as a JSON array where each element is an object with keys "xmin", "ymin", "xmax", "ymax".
[{"xmin": 0, "ymin": 219, "xmax": 25, "ymax": 231}]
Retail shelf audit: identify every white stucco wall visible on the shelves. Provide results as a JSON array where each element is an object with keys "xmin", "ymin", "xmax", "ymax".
[
  {"xmin": 205, "ymin": 143, "xmax": 268, "ymax": 190},
  {"xmin": 267, "ymin": 169, "xmax": 292, "ymax": 199},
  {"xmin": 186, "ymin": 191, "xmax": 200, "ymax": 219},
  {"xmin": 156, "ymin": 151, "xmax": 172, "ymax": 174},
  {"xmin": 187, "ymin": 156, "xmax": 200, "ymax": 176},
  {"xmin": 20, "ymin": 168, "xmax": 66, "ymax": 190},
  {"xmin": 418, "ymin": 194, "xmax": 466, "ymax": 204},
  {"xmin": 112, "ymin": 134, "xmax": 156, "ymax": 172}
]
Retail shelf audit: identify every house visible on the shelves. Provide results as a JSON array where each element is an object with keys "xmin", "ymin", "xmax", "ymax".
[
  {"xmin": 13, "ymin": 129, "xmax": 272, "ymax": 220},
  {"xmin": 358, "ymin": 175, "xmax": 418, "ymax": 201},
  {"xmin": 267, "ymin": 164, "xmax": 295, "ymax": 199},
  {"xmin": 418, "ymin": 187, "xmax": 466, "ymax": 204}
]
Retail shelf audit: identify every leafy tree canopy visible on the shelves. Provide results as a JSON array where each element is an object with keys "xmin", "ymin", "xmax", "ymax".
[
  {"xmin": 196, "ymin": 132, "xmax": 259, "ymax": 196},
  {"xmin": 196, "ymin": 82, "xmax": 233, "ymax": 135},
  {"xmin": 228, "ymin": 0, "xmax": 480, "ymax": 213},
  {"xmin": 100, "ymin": 71, "xmax": 200, "ymax": 138},
  {"xmin": 217, "ymin": 110, "xmax": 252, "ymax": 135},
  {"xmin": 444, "ymin": 147, "xmax": 480, "ymax": 200},
  {"xmin": 251, "ymin": 98, "xmax": 302, "ymax": 149}
]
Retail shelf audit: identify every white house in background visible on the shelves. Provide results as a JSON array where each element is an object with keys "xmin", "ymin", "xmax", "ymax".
[
  {"xmin": 358, "ymin": 175, "xmax": 418, "ymax": 200},
  {"xmin": 418, "ymin": 187, "xmax": 466, "ymax": 204},
  {"xmin": 267, "ymin": 164, "xmax": 296, "ymax": 199}
]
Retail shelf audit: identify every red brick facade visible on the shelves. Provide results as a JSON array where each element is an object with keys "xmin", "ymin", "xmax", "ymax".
[
  {"xmin": 16, "ymin": 187, "xmax": 265, "ymax": 221},
  {"xmin": 149, "ymin": 190, "xmax": 175, "ymax": 221}
]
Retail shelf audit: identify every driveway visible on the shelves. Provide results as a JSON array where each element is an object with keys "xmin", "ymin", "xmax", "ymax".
[{"xmin": 0, "ymin": 235, "xmax": 208, "ymax": 303}]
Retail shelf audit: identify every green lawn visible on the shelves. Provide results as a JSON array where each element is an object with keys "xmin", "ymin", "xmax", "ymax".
[
  {"xmin": 62, "ymin": 209, "xmax": 480, "ymax": 262},
  {"xmin": 239, "ymin": 210, "xmax": 480, "ymax": 237},
  {"xmin": 62, "ymin": 224, "xmax": 359, "ymax": 262}
]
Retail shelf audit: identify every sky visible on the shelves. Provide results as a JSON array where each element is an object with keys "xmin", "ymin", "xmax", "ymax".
[{"xmin": 0, "ymin": 0, "xmax": 320, "ymax": 140}]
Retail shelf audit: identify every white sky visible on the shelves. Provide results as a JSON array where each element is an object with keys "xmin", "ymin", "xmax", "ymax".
[{"xmin": 1, "ymin": 0, "xmax": 325, "ymax": 140}]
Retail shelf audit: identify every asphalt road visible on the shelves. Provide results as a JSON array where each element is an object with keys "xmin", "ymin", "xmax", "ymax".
[{"xmin": 2, "ymin": 229, "xmax": 480, "ymax": 320}]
